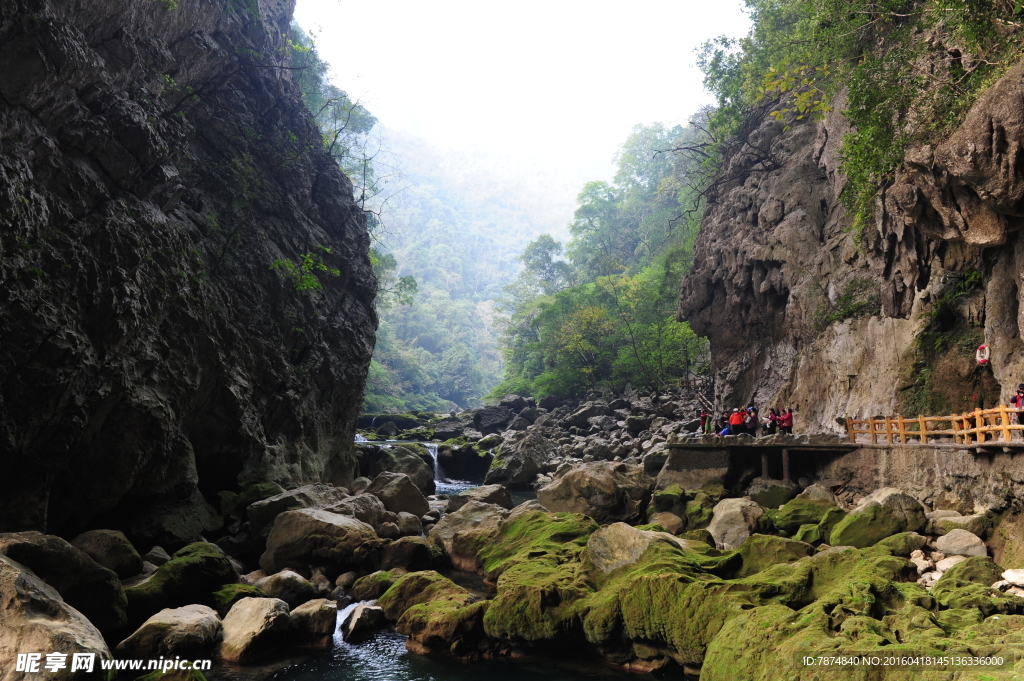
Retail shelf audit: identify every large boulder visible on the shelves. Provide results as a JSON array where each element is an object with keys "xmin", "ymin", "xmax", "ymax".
[
  {"xmin": 473, "ymin": 406, "xmax": 515, "ymax": 434},
  {"xmin": 565, "ymin": 401, "xmax": 612, "ymax": 428},
  {"xmin": 582, "ymin": 522, "xmax": 703, "ymax": 574},
  {"xmin": 483, "ymin": 432, "xmax": 554, "ymax": 488},
  {"xmin": 935, "ymin": 529, "xmax": 987, "ymax": 557},
  {"xmin": 218, "ymin": 597, "xmax": 291, "ymax": 663},
  {"xmin": 429, "ymin": 501, "xmax": 509, "ymax": 571},
  {"xmin": 771, "ymin": 485, "xmax": 839, "ymax": 534},
  {"xmin": 745, "ymin": 478, "xmax": 799, "ymax": 509},
  {"xmin": 246, "ymin": 484, "xmax": 349, "ymax": 538},
  {"xmin": 289, "ymin": 598, "xmax": 337, "ymax": 648},
  {"xmin": 253, "ymin": 570, "xmax": 319, "ymax": 609},
  {"xmin": 536, "ymin": 462, "xmax": 653, "ymax": 523},
  {"xmin": 499, "ymin": 394, "xmax": 528, "ymax": 411},
  {"xmin": 351, "ymin": 569, "xmax": 408, "ymax": 601},
  {"xmin": 124, "ymin": 542, "xmax": 238, "ymax": 626},
  {"xmin": 259, "ymin": 508, "xmax": 379, "ymax": 575},
  {"xmin": 368, "ymin": 446, "xmax": 435, "ymax": 496},
  {"xmin": 0, "ymin": 531, "xmax": 127, "ymax": 632},
  {"xmin": 0, "ymin": 554, "xmax": 113, "ymax": 677},
  {"xmin": 432, "ymin": 418, "xmax": 465, "ymax": 440},
  {"xmin": 829, "ymin": 488, "xmax": 926, "ymax": 549},
  {"xmin": 381, "ymin": 536, "xmax": 444, "ymax": 572},
  {"xmin": 366, "ymin": 472, "xmax": 430, "ymax": 517},
  {"xmin": 708, "ymin": 498, "xmax": 764, "ymax": 550},
  {"xmin": 324, "ymin": 493, "xmax": 387, "ymax": 530},
  {"xmin": 341, "ymin": 603, "xmax": 387, "ymax": 643},
  {"xmin": 70, "ymin": 529, "xmax": 144, "ymax": 579},
  {"xmin": 446, "ymin": 485, "xmax": 513, "ymax": 513},
  {"xmin": 116, "ymin": 604, "xmax": 222, "ymax": 659}
]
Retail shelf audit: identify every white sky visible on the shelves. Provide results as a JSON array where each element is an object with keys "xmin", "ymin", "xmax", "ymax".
[{"xmin": 294, "ymin": 0, "xmax": 751, "ymax": 223}]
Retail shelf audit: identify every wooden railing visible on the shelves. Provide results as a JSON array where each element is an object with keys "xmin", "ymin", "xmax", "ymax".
[{"xmin": 845, "ymin": 405, "xmax": 1024, "ymax": 445}]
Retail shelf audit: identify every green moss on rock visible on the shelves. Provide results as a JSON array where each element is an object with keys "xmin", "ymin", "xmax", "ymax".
[
  {"xmin": 378, "ymin": 571, "xmax": 475, "ymax": 621},
  {"xmin": 352, "ymin": 569, "xmax": 408, "ymax": 601},
  {"xmin": 213, "ymin": 583, "xmax": 266, "ymax": 616},
  {"xmin": 476, "ymin": 511, "xmax": 598, "ymax": 581},
  {"xmin": 735, "ymin": 535, "xmax": 814, "ymax": 578},
  {"xmin": 124, "ymin": 543, "xmax": 237, "ymax": 625},
  {"xmin": 684, "ymin": 492, "xmax": 715, "ymax": 530},
  {"xmin": 773, "ymin": 496, "xmax": 840, "ymax": 535},
  {"xmin": 829, "ymin": 503, "xmax": 903, "ymax": 548}
]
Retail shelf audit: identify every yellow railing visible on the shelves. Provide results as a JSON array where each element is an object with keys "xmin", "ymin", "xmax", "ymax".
[{"xmin": 845, "ymin": 405, "xmax": 1024, "ymax": 445}]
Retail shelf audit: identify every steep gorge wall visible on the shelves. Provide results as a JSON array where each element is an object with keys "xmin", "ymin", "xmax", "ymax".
[
  {"xmin": 679, "ymin": 61, "xmax": 1024, "ymax": 433},
  {"xmin": 0, "ymin": 0, "xmax": 376, "ymax": 546}
]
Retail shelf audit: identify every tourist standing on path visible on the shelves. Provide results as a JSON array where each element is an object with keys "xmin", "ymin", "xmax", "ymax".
[
  {"xmin": 1011, "ymin": 384, "xmax": 1024, "ymax": 423},
  {"xmin": 765, "ymin": 408, "xmax": 779, "ymax": 435},
  {"xmin": 745, "ymin": 406, "xmax": 759, "ymax": 437},
  {"xmin": 729, "ymin": 408, "xmax": 746, "ymax": 435},
  {"xmin": 779, "ymin": 408, "xmax": 794, "ymax": 435}
]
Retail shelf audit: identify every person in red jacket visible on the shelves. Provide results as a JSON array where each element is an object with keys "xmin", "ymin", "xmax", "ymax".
[
  {"xmin": 779, "ymin": 408, "xmax": 794, "ymax": 435},
  {"xmin": 728, "ymin": 408, "xmax": 746, "ymax": 435}
]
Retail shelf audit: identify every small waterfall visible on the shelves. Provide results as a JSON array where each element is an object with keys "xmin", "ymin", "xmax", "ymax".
[
  {"xmin": 354, "ymin": 433, "xmax": 368, "ymax": 442},
  {"xmin": 424, "ymin": 443, "xmax": 442, "ymax": 481}
]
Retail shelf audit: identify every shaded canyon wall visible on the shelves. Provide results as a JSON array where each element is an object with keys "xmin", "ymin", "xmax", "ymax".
[{"xmin": 0, "ymin": 0, "xmax": 376, "ymax": 546}]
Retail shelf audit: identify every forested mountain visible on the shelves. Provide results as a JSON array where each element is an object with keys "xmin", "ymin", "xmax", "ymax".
[
  {"xmin": 494, "ymin": 122, "xmax": 711, "ymax": 398},
  {"xmin": 361, "ymin": 132, "xmax": 580, "ymax": 412}
]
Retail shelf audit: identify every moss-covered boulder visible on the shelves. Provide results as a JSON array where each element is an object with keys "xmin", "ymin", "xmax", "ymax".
[
  {"xmin": 476, "ymin": 510, "xmax": 598, "ymax": 581},
  {"xmin": 829, "ymin": 503, "xmax": 904, "ymax": 548},
  {"xmin": 125, "ymin": 542, "xmax": 237, "ymax": 625},
  {"xmin": 70, "ymin": 529, "xmax": 144, "ymax": 579},
  {"xmin": 734, "ymin": 535, "xmax": 814, "ymax": 578},
  {"xmin": 648, "ymin": 484, "xmax": 690, "ymax": 520},
  {"xmin": 376, "ymin": 571, "xmax": 487, "ymax": 655},
  {"xmin": 684, "ymin": 491, "xmax": 715, "ymax": 530},
  {"xmin": 351, "ymin": 568, "xmax": 408, "ymax": 601},
  {"xmin": 213, "ymin": 583, "xmax": 266, "ymax": 617},
  {"xmin": 771, "ymin": 485, "xmax": 839, "ymax": 535},
  {"xmin": 931, "ymin": 556, "xmax": 1024, "ymax": 615},
  {"xmin": 368, "ymin": 446, "xmax": 435, "ymax": 496}
]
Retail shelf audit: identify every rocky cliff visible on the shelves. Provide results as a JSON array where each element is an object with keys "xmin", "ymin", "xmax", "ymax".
[
  {"xmin": 679, "ymin": 60, "xmax": 1024, "ymax": 432},
  {"xmin": 0, "ymin": 0, "xmax": 376, "ymax": 546}
]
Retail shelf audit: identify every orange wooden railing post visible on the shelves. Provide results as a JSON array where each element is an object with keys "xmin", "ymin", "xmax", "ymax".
[
  {"xmin": 1000, "ymin": 404, "xmax": 1011, "ymax": 442},
  {"xmin": 869, "ymin": 417, "xmax": 877, "ymax": 445},
  {"xmin": 918, "ymin": 414, "xmax": 927, "ymax": 444}
]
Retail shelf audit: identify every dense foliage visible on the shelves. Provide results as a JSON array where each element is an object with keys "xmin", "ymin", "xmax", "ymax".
[
  {"xmin": 698, "ymin": 0, "xmax": 1024, "ymax": 232},
  {"xmin": 493, "ymin": 124, "xmax": 710, "ymax": 398}
]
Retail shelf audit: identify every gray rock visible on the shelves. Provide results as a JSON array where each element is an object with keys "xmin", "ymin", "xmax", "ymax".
[
  {"xmin": 219, "ymin": 597, "xmax": 291, "ymax": 663},
  {"xmin": 0, "ymin": 531, "xmax": 127, "ymax": 632},
  {"xmin": 536, "ymin": 461, "xmax": 652, "ymax": 523},
  {"xmin": 745, "ymin": 477, "xmax": 799, "ymax": 508},
  {"xmin": 473, "ymin": 406, "xmax": 515, "ymax": 434},
  {"xmin": 247, "ymin": 484, "xmax": 350, "ymax": 538},
  {"xmin": 289, "ymin": 598, "xmax": 337, "ymax": 648},
  {"xmin": 142, "ymin": 546, "xmax": 172, "ymax": 566},
  {"xmin": 368, "ymin": 446, "xmax": 435, "ymax": 496},
  {"xmin": 582, "ymin": 522, "xmax": 704, "ymax": 573},
  {"xmin": 396, "ymin": 512, "xmax": 423, "ymax": 536},
  {"xmin": 366, "ymin": 472, "xmax": 430, "ymax": 517},
  {"xmin": 259, "ymin": 508, "xmax": 378, "ymax": 575},
  {"xmin": 381, "ymin": 536, "xmax": 443, "ymax": 571},
  {"xmin": 650, "ymin": 512, "xmax": 685, "ymax": 535},
  {"xmin": 0, "ymin": 554, "xmax": 113, "ymax": 675},
  {"xmin": 429, "ymin": 501, "xmax": 509, "ymax": 571},
  {"xmin": 566, "ymin": 402, "xmax": 612, "ymax": 428},
  {"xmin": 116, "ymin": 604, "xmax": 222, "ymax": 659},
  {"xmin": 378, "ymin": 522, "xmax": 401, "ymax": 539},
  {"xmin": 499, "ymin": 394, "xmax": 529, "ymax": 411},
  {"xmin": 935, "ymin": 529, "xmax": 987, "ymax": 557},
  {"xmin": 254, "ymin": 570, "xmax": 319, "ymax": 609},
  {"xmin": 483, "ymin": 432, "xmax": 556, "ymax": 488},
  {"xmin": 446, "ymin": 485, "xmax": 514, "ymax": 513},
  {"xmin": 854, "ymin": 488, "xmax": 927, "ymax": 532},
  {"xmin": 71, "ymin": 529, "xmax": 144, "ymax": 579},
  {"xmin": 351, "ymin": 477, "xmax": 372, "ymax": 494},
  {"xmin": 432, "ymin": 419, "xmax": 465, "ymax": 440},
  {"xmin": 708, "ymin": 498, "xmax": 765, "ymax": 550},
  {"xmin": 324, "ymin": 493, "xmax": 387, "ymax": 530},
  {"xmin": 341, "ymin": 603, "xmax": 387, "ymax": 643}
]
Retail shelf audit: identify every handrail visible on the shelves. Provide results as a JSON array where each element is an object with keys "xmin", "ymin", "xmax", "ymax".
[{"xmin": 844, "ymin": 405, "xmax": 1024, "ymax": 445}]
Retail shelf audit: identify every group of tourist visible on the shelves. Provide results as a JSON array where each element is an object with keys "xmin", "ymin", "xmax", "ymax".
[{"xmin": 694, "ymin": 405, "xmax": 794, "ymax": 437}]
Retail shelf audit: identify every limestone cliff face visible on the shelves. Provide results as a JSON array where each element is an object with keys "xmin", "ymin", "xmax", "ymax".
[
  {"xmin": 679, "ymin": 61, "xmax": 1024, "ymax": 433},
  {"xmin": 0, "ymin": 0, "xmax": 376, "ymax": 546}
]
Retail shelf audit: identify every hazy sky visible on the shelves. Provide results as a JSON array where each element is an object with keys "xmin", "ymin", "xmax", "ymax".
[{"xmin": 294, "ymin": 0, "xmax": 751, "ymax": 219}]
